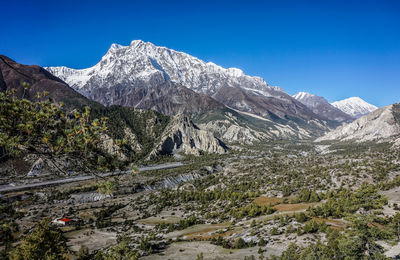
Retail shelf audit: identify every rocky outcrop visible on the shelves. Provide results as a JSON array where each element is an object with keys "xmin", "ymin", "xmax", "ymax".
[
  {"xmin": 27, "ymin": 158, "xmax": 45, "ymax": 177},
  {"xmin": 316, "ymin": 104, "xmax": 400, "ymax": 142},
  {"xmin": 124, "ymin": 127, "xmax": 142, "ymax": 152},
  {"xmin": 151, "ymin": 115, "xmax": 228, "ymax": 156},
  {"xmin": 142, "ymin": 172, "xmax": 204, "ymax": 191},
  {"xmin": 99, "ymin": 134, "xmax": 127, "ymax": 160},
  {"xmin": 197, "ymin": 109, "xmax": 330, "ymax": 144},
  {"xmin": 199, "ymin": 120, "xmax": 269, "ymax": 145}
]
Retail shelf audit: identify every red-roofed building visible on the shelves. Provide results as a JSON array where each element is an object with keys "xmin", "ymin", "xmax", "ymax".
[{"xmin": 53, "ymin": 217, "xmax": 73, "ymax": 226}]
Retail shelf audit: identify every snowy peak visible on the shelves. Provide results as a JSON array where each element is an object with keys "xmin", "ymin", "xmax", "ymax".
[
  {"xmin": 293, "ymin": 92, "xmax": 354, "ymax": 123},
  {"xmin": 331, "ymin": 97, "xmax": 378, "ymax": 118},
  {"xmin": 45, "ymin": 39, "xmax": 331, "ymax": 138},
  {"xmin": 46, "ymin": 40, "xmax": 275, "ymax": 97},
  {"xmin": 293, "ymin": 91, "xmax": 315, "ymax": 100},
  {"xmin": 293, "ymin": 92, "xmax": 326, "ymax": 106},
  {"xmin": 109, "ymin": 43, "xmax": 123, "ymax": 50}
]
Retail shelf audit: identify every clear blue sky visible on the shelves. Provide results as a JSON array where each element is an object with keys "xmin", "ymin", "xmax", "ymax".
[{"xmin": 2, "ymin": 0, "xmax": 399, "ymax": 107}]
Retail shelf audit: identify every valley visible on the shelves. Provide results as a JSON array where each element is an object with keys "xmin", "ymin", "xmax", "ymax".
[
  {"xmin": 1, "ymin": 38, "xmax": 399, "ymax": 259},
  {"xmin": 2, "ymin": 140, "xmax": 400, "ymax": 259}
]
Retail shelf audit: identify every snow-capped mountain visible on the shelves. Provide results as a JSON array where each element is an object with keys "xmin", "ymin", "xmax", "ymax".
[
  {"xmin": 293, "ymin": 92, "xmax": 354, "ymax": 123},
  {"xmin": 316, "ymin": 103, "xmax": 400, "ymax": 143},
  {"xmin": 331, "ymin": 97, "xmax": 378, "ymax": 118},
  {"xmin": 46, "ymin": 40, "xmax": 321, "ymax": 122},
  {"xmin": 48, "ymin": 40, "xmax": 274, "ymax": 98}
]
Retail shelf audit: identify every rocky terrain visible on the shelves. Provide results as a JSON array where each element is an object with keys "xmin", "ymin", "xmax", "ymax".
[
  {"xmin": 2, "ymin": 140, "xmax": 400, "ymax": 259},
  {"xmin": 316, "ymin": 103, "xmax": 400, "ymax": 142},
  {"xmin": 1, "ymin": 44, "xmax": 399, "ymax": 260},
  {"xmin": 150, "ymin": 114, "xmax": 228, "ymax": 156}
]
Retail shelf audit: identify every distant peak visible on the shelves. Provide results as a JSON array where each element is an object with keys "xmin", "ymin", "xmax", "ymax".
[
  {"xmin": 130, "ymin": 39, "xmax": 151, "ymax": 47},
  {"xmin": 109, "ymin": 43, "xmax": 124, "ymax": 50},
  {"xmin": 332, "ymin": 97, "xmax": 376, "ymax": 107},
  {"xmin": 331, "ymin": 97, "xmax": 378, "ymax": 118},
  {"xmin": 346, "ymin": 97, "xmax": 363, "ymax": 101}
]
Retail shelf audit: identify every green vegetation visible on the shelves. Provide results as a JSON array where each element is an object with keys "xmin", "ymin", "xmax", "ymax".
[
  {"xmin": 95, "ymin": 203, "xmax": 125, "ymax": 228},
  {"xmin": 211, "ymin": 236, "xmax": 256, "ymax": 249},
  {"xmin": 1, "ymin": 104, "xmax": 400, "ymax": 260},
  {"xmin": 156, "ymin": 215, "xmax": 201, "ymax": 232},
  {"xmin": 10, "ymin": 218, "xmax": 69, "ymax": 260},
  {"xmin": 0, "ymin": 88, "xmax": 125, "ymax": 173},
  {"xmin": 90, "ymin": 105, "xmax": 170, "ymax": 162},
  {"xmin": 308, "ymin": 183, "xmax": 387, "ymax": 218}
]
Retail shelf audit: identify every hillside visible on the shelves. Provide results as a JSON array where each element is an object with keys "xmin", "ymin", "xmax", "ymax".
[
  {"xmin": 316, "ymin": 103, "xmax": 400, "ymax": 142},
  {"xmin": 0, "ymin": 56, "xmax": 228, "ymax": 167}
]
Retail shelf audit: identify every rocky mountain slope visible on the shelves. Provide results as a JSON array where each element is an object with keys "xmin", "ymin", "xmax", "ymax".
[
  {"xmin": 194, "ymin": 107, "xmax": 329, "ymax": 144},
  {"xmin": 0, "ymin": 55, "xmax": 89, "ymax": 108},
  {"xmin": 0, "ymin": 55, "xmax": 228, "ymax": 161},
  {"xmin": 331, "ymin": 97, "xmax": 378, "ymax": 118},
  {"xmin": 316, "ymin": 103, "xmax": 400, "ymax": 142},
  {"xmin": 46, "ymin": 40, "xmax": 299, "ymax": 120},
  {"xmin": 293, "ymin": 92, "xmax": 354, "ymax": 123},
  {"xmin": 46, "ymin": 40, "xmax": 334, "ymax": 141},
  {"xmin": 150, "ymin": 115, "xmax": 228, "ymax": 156}
]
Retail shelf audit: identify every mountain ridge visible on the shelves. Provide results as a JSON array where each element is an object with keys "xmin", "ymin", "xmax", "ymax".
[
  {"xmin": 46, "ymin": 40, "xmax": 336, "ymax": 142},
  {"xmin": 0, "ymin": 55, "xmax": 228, "ymax": 160},
  {"xmin": 46, "ymin": 40, "xmax": 326, "ymax": 122},
  {"xmin": 316, "ymin": 103, "xmax": 400, "ymax": 143},
  {"xmin": 293, "ymin": 91, "xmax": 354, "ymax": 123}
]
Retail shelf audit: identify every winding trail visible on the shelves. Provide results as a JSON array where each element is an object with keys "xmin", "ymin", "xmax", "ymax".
[{"xmin": 0, "ymin": 162, "xmax": 184, "ymax": 193}]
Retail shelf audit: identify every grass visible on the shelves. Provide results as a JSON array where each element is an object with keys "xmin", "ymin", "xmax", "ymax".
[
  {"xmin": 273, "ymin": 202, "xmax": 319, "ymax": 212},
  {"xmin": 185, "ymin": 229, "xmax": 239, "ymax": 240},
  {"xmin": 253, "ymin": 196, "xmax": 284, "ymax": 206},
  {"xmin": 170, "ymin": 223, "xmax": 230, "ymax": 238},
  {"xmin": 182, "ymin": 223, "xmax": 234, "ymax": 240},
  {"xmin": 137, "ymin": 216, "xmax": 183, "ymax": 225}
]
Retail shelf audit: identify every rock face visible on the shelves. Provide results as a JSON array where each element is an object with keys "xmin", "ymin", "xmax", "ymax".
[
  {"xmin": 293, "ymin": 92, "xmax": 354, "ymax": 123},
  {"xmin": 46, "ymin": 40, "xmax": 330, "ymax": 131},
  {"xmin": 97, "ymin": 80, "xmax": 225, "ymax": 117},
  {"xmin": 151, "ymin": 115, "xmax": 228, "ymax": 156},
  {"xmin": 196, "ymin": 109, "xmax": 328, "ymax": 144},
  {"xmin": 316, "ymin": 103, "xmax": 400, "ymax": 142},
  {"xmin": 99, "ymin": 134, "xmax": 127, "ymax": 160},
  {"xmin": 331, "ymin": 97, "xmax": 378, "ymax": 118},
  {"xmin": 27, "ymin": 158, "xmax": 45, "ymax": 177}
]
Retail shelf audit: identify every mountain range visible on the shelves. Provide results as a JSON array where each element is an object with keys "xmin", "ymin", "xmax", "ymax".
[
  {"xmin": 292, "ymin": 92, "xmax": 355, "ymax": 123},
  {"xmin": 46, "ymin": 40, "xmax": 307, "ymax": 121},
  {"xmin": 0, "ymin": 55, "xmax": 227, "ymax": 160},
  {"xmin": 2, "ymin": 40, "xmax": 389, "ymax": 148},
  {"xmin": 46, "ymin": 40, "xmax": 343, "ymax": 143}
]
